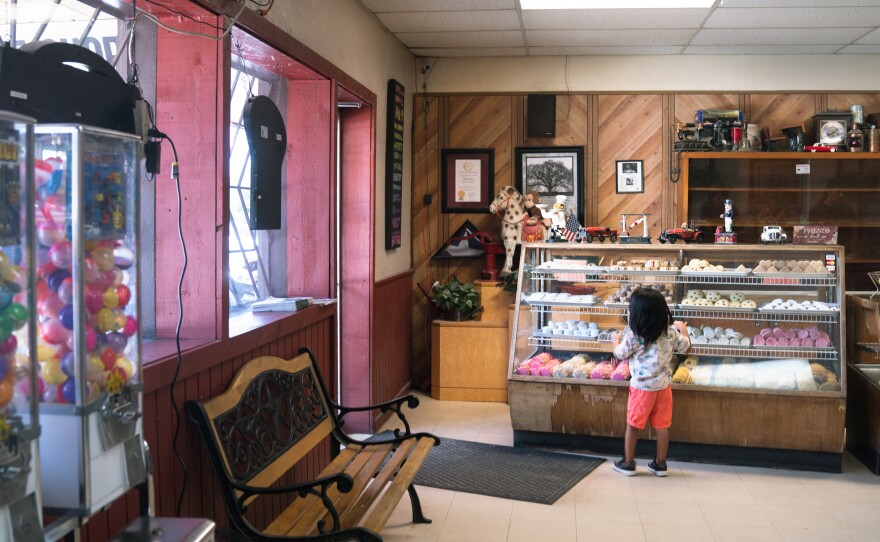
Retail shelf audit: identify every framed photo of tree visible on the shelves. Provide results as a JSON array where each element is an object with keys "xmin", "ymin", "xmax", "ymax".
[{"xmin": 515, "ymin": 146, "xmax": 584, "ymax": 224}]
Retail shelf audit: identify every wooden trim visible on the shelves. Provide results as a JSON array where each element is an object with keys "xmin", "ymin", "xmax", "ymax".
[
  {"xmin": 376, "ymin": 268, "xmax": 414, "ymax": 287},
  {"xmin": 192, "ymin": 0, "xmax": 376, "ymax": 105}
]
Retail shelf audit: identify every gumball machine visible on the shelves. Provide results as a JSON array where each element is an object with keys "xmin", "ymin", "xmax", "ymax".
[
  {"xmin": 33, "ymin": 125, "xmax": 145, "ymax": 521},
  {"xmin": 0, "ymin": 112, "xmax": 42, "ymax": 540}
]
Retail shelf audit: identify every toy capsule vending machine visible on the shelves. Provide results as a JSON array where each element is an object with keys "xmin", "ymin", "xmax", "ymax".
[
  {"xmin": 0, "ymin": 112, "xmax": 42, "ymax": 540},
  {"xmin": 34, "ymin": 125, "xmax": 145, "ymax": 525}
]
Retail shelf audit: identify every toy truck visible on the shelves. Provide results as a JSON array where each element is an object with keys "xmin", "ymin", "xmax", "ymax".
[{"xmin": 576, "ymin": 226, "xmax": 618, "ymax": 243}]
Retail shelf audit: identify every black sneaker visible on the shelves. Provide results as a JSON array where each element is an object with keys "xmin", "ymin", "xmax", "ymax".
[
  {"xmin": 613, "ymin": 458, "xmax": 636, "ymax": 476},
  {"xmin": 647, "ymin": 459, "xmax": 668, "ymax": 477}
]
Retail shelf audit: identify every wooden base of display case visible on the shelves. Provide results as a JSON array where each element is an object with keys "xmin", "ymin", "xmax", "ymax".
[
  {"xmin": 508, "ymin": 379, "xmax": 845, "ymax": 471},
  {"xmin": 431, "ymin": 320, "xmax": 509, "ymax": 402},
  {"xmin": 846, "ymin": 364, "xmax": 880, "ymax": 475},
  {"xmin": 514, "ymin": 431, "xmax": 842, "ymax": 473}
]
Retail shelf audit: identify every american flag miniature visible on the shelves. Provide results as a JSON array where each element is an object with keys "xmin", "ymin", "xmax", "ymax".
[{"xmin": 562, "ymin": 211, "xmax": 581, "ymax": 242}]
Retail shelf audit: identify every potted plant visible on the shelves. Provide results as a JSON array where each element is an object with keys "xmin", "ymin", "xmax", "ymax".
[{"xmin": 430, "ymin": 277, "xmax": 481, "ymax": 321}]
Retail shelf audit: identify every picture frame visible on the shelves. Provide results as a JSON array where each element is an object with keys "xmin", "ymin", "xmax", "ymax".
[
  {"xmin": 515, "ymin": 146, "xmax": 584, "ymax": 223},
  {"xmin": 441, "ymin": 148, "xmax": 494, "ymax": 213},
  {"xmin": 616, "ymin": 160, "xmax": 644, "ymax": 194}
]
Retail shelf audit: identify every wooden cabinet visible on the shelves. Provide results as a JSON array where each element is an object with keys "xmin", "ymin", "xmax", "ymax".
[
  {"xmin": 677, "ymin": 152, "xmax": 880, "ymax": 291},
  {"xmin": 508, "ymin": 243, "xmax": 846, "ymax": 471}
]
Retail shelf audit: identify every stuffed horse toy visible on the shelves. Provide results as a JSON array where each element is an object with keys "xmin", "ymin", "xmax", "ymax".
[{"xmin": 488, "ymin": 186, "xmax": 548, "ymax": 275}]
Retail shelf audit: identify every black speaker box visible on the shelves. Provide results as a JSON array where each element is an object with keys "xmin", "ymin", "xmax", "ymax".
[{"xmin": 527, "ymin": 94, "xmax": 556, "ymax": 138}]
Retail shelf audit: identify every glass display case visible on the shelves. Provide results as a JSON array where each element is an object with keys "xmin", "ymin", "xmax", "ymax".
[
  {"xmin": 0, "ymin": 112, "xmax": 42, "ymax": 541},
  {"xmin": 508, "ymin": 243, "xmax": 847, "ymax": 470},
  {"xmin": 679, "ymin": 151, "xmax": 879, "ymax": 291},
  {"xmin": 33, "ymin": 125, "xmax": 146, "ymax": 517}
]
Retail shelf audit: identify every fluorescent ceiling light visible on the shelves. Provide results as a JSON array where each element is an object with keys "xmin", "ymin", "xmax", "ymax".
[{"xmin": 521, "ymin": 0, "xmax": 715, "ymax": 8}]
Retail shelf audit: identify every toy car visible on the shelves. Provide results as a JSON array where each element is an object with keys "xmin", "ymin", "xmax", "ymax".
[
  {"xmin": 806, "ymin": 144, "xmax": 838, "ymax": 152},
  {"xmin": 659, "ymin": 224, "xmax": 705, "ymax": 244},
  {"xmin": 760, "ymin": 225, "xmax": 788, "ymax": 244},
  {"xmin": 576, "ymin": 226, "xmax": 618, "ymax": 243}
]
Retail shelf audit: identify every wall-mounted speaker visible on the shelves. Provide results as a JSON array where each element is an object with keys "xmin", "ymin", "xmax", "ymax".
[{"xmin": 527, "ymin": 94, "xmax": 556, "ymax": 138}]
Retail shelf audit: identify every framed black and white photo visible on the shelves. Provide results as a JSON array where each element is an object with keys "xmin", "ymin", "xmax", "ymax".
[
  {"xmin": 515, "ymin": 146, "xmax": 584, "ymax": 223},
  {"xmin": 616, "ymin": 160, "xmax": 644, "ymax": 194}
]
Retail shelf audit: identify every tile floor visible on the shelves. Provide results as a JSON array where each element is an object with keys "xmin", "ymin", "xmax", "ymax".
[{"xmin": 376, "ymin": 391, "xmax": 880, "ymax": 542}]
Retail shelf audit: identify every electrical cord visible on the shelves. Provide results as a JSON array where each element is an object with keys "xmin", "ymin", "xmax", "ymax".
[
  {"xmin": 135, "ymin": 0, "xmax": 247, "ymax": 41},
  {"xmin": 149, "ymin": 127, "xmax": 189, "ymax": 516}
]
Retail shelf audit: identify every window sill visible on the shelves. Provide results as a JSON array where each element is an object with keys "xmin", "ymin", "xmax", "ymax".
[{"xmin": 142, "ymin": 304, "xmax": 336, "ymax": 393}]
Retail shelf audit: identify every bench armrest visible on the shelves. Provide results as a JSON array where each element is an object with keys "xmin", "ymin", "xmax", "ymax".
[
  {"xmin": 333, "ymin": 395, "xmax": 421, "ymax": 437},
  {"xmin": 232, "ymin": 472, "xmax": 354, "ymax": 534}
]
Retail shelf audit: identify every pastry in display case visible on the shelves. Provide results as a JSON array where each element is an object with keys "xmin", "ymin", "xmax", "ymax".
[
  {"xmin": 0, "ymin": 112, "xmax": 43, "ymax": 541},
  {"xmin": 508, "ymin": 243, "xmax": 847, "ymax": 470},
  {"xmin": 34, "ymin": 125, "xmax": 146, "ymax": 519}
]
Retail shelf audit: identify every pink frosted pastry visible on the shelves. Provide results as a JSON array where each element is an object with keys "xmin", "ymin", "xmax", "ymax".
[
  {"xmin": 798, "ymin": 329, "xmax": 810, "ymax": 339},
  {"xmin": 784, "ymin": 329, "xmax": 797, "ymax": 340},
  {"xmin": 538, "ymin": 359, "xmax": 560, "ymax": 376},
  {"xmin": 516, "ymin": 362, "xmax": 531, "ymax": 375},
  {"xmin": 816, "ymin": 337, "xmax": 830, "ymax": 348},
  {"xmin": 753, "ymin": 335, "xmax": 766, "ymax": 346},
  {"xmin": 808, "ymin": 329, "xmax": 820, "ymax": 340},
  {"xmin": 772, "ymin": 327, "xmax": 785, "ymax": 339},
  {"xmin": 611, "ymin": 362, "xmax": 631, "ymax": 381},
  {"xmin": 590, "ymin": 361, "xmax": 614, "ymax": 380},
  {"xmin": 760, "ymin": 328, "xmax": 773, "ymax": 338},
  {"xmin": 819, "ymin": 331, "xmax": 830, "ymax": 341},
  {"xmin": 766, "ymin": 337, "xmax": 778, "ymax": 346},
  {"xmin": 789, "ymin": 338, "xmax": 801, "ymax": 347},
  {"xmin": 777, "ymin": 337, "xmax": 789, "ymax": 347},
  {"xmin": 802, "ymin": 338, "xmax": 814, "ymax": 347}
]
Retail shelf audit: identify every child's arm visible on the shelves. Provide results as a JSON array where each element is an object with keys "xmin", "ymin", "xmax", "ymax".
[
  {"xmin": 671, "ymin": 320, "xmax": 691, "ymax": 353},
  {"xmin": 613, "ymin": 329, "xmax": 634, "ymax": 360}
]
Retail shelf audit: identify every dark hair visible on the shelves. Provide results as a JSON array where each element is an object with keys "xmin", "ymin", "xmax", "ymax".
[{"xmin": 628, "ymin": 287, "xmax": 672, "ymax": 345}]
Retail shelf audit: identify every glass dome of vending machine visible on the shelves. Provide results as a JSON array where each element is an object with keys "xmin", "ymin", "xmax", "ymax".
[
  {"xmin": 33, "ymin": 124, "xmax": 145, "ymax": 525},
  {"xmin": 0, "ymin": 111, "xmax": 43, "ymax": 540}
]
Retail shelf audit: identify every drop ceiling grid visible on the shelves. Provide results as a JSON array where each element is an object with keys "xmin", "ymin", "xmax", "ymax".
[{"xmin": 358, "ymin": 1, "xmax": 880, "ymax": 56}]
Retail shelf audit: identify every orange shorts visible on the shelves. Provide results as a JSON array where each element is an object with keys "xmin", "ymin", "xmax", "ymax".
[{"xmin": 627, "ymin": 386, "xmax": 673, "ymax": 430}]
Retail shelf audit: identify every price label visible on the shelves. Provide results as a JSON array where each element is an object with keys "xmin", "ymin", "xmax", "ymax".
[{"xmin": 795, "ymin": 164, "xmax": 810, "ymax": 174}]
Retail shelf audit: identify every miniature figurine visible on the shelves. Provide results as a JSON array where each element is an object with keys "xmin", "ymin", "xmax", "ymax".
[
  {"xmin": 523, "ymin": 191, "xmax": 550, "ymax": 227},
  {"xmin": 720, "ymin": 199, "xmax": 734, "ymax": 233},
  {"xmin": 546, "ymin": 195, "xmax": 569, "ymax": 242}
]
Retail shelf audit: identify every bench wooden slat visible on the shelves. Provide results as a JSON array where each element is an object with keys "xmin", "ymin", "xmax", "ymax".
[
  {"xmin": 328, "ymin": 440, "xmax": 415, "ymax": 532},
  {"xmin": 361, "ymin": 438, "xmax": 436, "ymax": 533},
  {"xmin": 290, "ymin": 443, "xmax": 394, "ymax": 535},
  {"xmin": 339, "ymin": 438, "xmax": 419, "ymax": 528},
  {"xmin": 263, "ymin": 446, "xmax": 361, "ymax": 536}
]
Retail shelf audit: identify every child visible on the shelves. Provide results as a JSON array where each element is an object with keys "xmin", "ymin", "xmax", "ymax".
[{"xmin": 611, "ymin": 287, "xmax": 690, "ymax": 477}]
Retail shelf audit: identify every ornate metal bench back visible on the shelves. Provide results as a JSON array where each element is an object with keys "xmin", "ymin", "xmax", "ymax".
[{"xmin": 193, "ymin": 354, "xmax": 336, "ymax": 491}]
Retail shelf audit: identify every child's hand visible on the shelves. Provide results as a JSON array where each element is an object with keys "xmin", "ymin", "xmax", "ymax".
[
  {"xmin": 672, "ymin": 320, "xmax": 688, "ymax": 335},
  {"xmin": 611, "ymin": 331, "xmax": 621, "ymax": 347}
]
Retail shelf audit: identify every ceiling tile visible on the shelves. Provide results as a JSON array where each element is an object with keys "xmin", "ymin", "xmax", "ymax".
[
  {"xmin": 521, "ymin": 8, "xmax": 709, "ymax": 30},
  {"xmin": 705, "ymin": 7, "xmax": 880, "ymax": 28},
  {"xmin": 411, "ymin": 47, "xmax": 527, "ymax": 57},
  {"xmin": 838, "ymin": 44, "xmax": 880, "ymax": 53},
  {"xmin": 530, "ymin": 46, "xmax": 685, "ymax": 55},
  {"xmin": 720, "ymin": 0, "xmax": 880, "ymax": 7},
  {"xmin": 527, "ymin": 29, "xmax": 694, "ymax": 47},
  {"xmin": 377, "ymin": 10, "xmax": 520, "ymax": 32},
  {"xmin": 691, "ymin": 27, "xmax": 871, "ymax": 45},
  {"xmin": 684, "ymin": 44, "xmax": 843, "ymax": 54},
  {"xmin": 855, "ymin": 28, "xmax": 880, "ymax": 44},
  {"xmin": 359, "ymin": 0, "xmax": 515, "ymax": 12},
  {"xmin": 396, "ymin": 30, "xmax": 524, "ymax": 49}
]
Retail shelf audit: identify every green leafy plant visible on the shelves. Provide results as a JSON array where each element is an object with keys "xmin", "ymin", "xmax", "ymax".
[
  {"xmin": 430, "ymin": 277, "xmax": 481, "ymax": 320},
  {"xmin": 497, "ymin": 271, "xmax": 519, "ymax": 294}
]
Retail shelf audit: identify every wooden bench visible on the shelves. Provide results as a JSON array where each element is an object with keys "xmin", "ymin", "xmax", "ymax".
[{"xmin": 186, "ymin": 348, "xmax": 440, "ymax": 541}]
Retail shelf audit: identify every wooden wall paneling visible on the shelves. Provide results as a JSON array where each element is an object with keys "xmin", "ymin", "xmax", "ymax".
[
  {"xmin": 411, "ymin": 95, "xmax": 441, "ymax": 386},
  {"xmin": 748, "ymin": 94, "xmax": 816, "ymax": 139},
  {"xmin": 373, "ymin": 271, "xmax": 414, "ymax": 421},
  {"xmin": 339, "ymin": 105, "xmax": 375, "ymax": 433},
  {"xmin": 827, "ymin": 94, "xmax": 880, "ymax": 120},
  {"xmin": 522, "ymin": 94, "xmax": 589, "ymax": 149},
  {"xmin": 588, "ymin": 95, "xmax": 599, "ymax": 227},
  {"xmin": 286, "ymin": 80, "xmax": 333, "ymax": 298},
  {"xmin": 155, "ymin": 19, "xmax": 223, "ymax": 341},
  {"xmin": 596, "ymin": 95, "xmax": 664, "ymax": 236}
]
